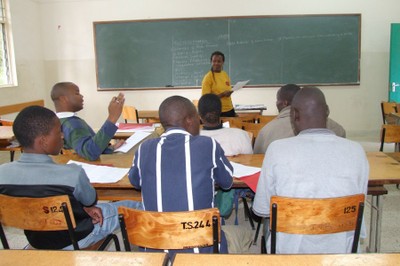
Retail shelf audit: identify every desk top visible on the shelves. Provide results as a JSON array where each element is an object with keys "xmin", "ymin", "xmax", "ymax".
[
  {"xmin": 0, "ymin": 250, "xmax": 167, "ymax": 266},
  {"xmin": 51, "ymin": 152, "xmax": 400, "ymax": 189},
  {"xmin": 173, "ymin": 253, "xmax": 400, "ymax": 266}
]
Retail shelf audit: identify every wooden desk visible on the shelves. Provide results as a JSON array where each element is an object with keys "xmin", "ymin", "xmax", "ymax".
[
  {"xmin": 173, "ymin": 253, "xmax": 400, "ymax": 266},
  {"xmin": 388, "ymin": 112, "xmax": 400, "ymax": 124},
  {"xmin": 52, "ymin": 152, "xmax": 400, "ymax": 253},
  {"xmin": 0, "ymin": 126, "xmax": 21, "ymax": 161},
  {"xmin": 0, "ymin": 250, "xmax": 168, "ymax": 266},
  {"xmin": 235, "ymin": 105, "xmax": 267, "ymax": 115},
  {"xmin": 0, "ymin": 126, "xmax": 13, "ymax": 141}
]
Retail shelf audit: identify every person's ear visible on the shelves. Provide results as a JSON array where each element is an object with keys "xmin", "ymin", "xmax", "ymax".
[
  {"xmin": 292, "ymin": 107, "xmax": 300, "ymax": 121},
  {"xmin": 326, "ymin": 105, "xmax": 330, "ymax": 118}
]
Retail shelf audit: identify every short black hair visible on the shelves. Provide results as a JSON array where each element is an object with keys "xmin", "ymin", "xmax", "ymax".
[
  {"xmin": 13, "ymin": 106, "xmax": 58, "ymax": 148},
  {"xmin": 198, "ymin": 93, "xmax": 221, "ymax": 124},
  {"xmin": 279, "ymin": 84, "xmax": 301, "ymax": 104},
  {"xmin": 210, "ymin": 51, "xmax": 225, "ymax": 62}
]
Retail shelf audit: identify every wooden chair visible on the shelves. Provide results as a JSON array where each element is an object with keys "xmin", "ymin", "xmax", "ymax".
[
  {"xmin": 0, "ymin": 194, "xmax": 120, "ymax": 251},
  {"xmin": 118, "ymin": 207, "xmax": 220, "ymax": 252},
  {"xmin": 261, "ymin": 194, "xmax": 365, "ymax": 254},
  {"xmin": 254, "ymin": 115, "xmax": 277, "ymax": 124},
  {"xmin": 241, "ymin": 122, "xmax": 265, "ymax": 139},
  {"xmin": 122, "ymin": 105, "xmax": 139, "ymax": 123},
  {"xmin": 379, "ymin": 124, "xmax": 400, "ymax": 152},
  {"xmin": 220, "ymin": 116, "xmax": 254, "ymax": 129},
  {"xmin": 381, "ymin": 101, "xmax": 398, "ymax": 124}
]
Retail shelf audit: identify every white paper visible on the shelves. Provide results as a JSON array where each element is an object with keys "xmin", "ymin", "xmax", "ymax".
[
  {"xmin": 234, "ymin": 104, "xmax": 267, "ymax": 110},
  {"xmin": 114, "ymin": 131, "xmax": 152, "ymax": 153},
  {"xmin": 67, "ymin": 160, "xmax": 129, "ymax": 183},
  {"xmin": 229, "ymin": 161, "xmax": 261, "ymax": 178},
  {"xmin": 232, "ymin": 80, "xmax": 250, "ymax": 91}
]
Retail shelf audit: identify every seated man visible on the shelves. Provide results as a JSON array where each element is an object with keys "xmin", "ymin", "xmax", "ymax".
[
  {"xmin": 253, "ymin": 87, "xmax": 368, "ymax": 254},
  {"xmin": 0, "ymin": 106, "xmax": 142, "ymax": 250},
  {"xmin": 51, "ymin": 82, "xmax": 125, "ymax": 160},
  {"xmin": 129, "ymin": 96, "xmax": 234, "ymax": 256},
  {"xmin": 254, "ymin": 84, "xmax": 346, "ymax": 154},
  {"xmin": 198, "ymin": 93, "xmax": 253, "ymax": 156}
]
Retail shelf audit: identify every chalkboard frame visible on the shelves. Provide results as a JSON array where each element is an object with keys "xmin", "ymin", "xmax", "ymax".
[{"xmin": 93, "ymin": 14, "xmax": 361, "ymax": 91}]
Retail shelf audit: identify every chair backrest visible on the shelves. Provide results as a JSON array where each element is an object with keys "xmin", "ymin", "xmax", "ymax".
[
  {"xmin": 122, "ymin": 105, "xmax": 139, "ymax": 123},
  {"xmin": 241, "ymin": 122, "xmax": 265, "ymax": 139},
  {"xmin": 255, "ymin": 115, "xmax": 277, "ymax": 124},
  {"xmin": 269, "ymin": 194, "xmax": 365, "ymax": 254},
  {"xmin": 379, "ymin": 124, "xmax": 400, "ymax": 152},
  {"xmin": 118, "ymin": 207, "xmax": 220, "ymax": 252},
  {"xmin": 220, "ymin": 116, "xmax": 254, "ymax": 129},
  {"xmin": 381, "ymin": 101, "xmax": 398, "ymax": 124},
  {"xmin": 0, "ymin": 194, "xmax": 77, "ymax": 249}
]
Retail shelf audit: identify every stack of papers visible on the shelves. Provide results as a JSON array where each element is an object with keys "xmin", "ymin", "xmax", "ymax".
[
  {"xmin": 114, "ymin": 131, "xmax": 152, "ymax": 153},
  {"xmin": 235, "ymin": 104, "xmax": 267, "ymax": 110},
  {"xmin": 230, "ymin": 161, "xmax": 260, "ymax": 178},
  {"xmin": 67, "ymin": 160, "xmax": 129, "ymax": 183}
]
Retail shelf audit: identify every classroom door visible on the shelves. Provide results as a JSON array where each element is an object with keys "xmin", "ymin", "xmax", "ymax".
[{"xmin": 389, "ymin": 23, "xmax": 400, "ymax": 102}]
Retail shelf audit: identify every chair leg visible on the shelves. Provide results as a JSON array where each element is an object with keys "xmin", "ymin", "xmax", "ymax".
[
  {"xmin": 98, "ymin": 234, "xmax": 121, "ymax": 251},
  {"xmin": 0, "ymin": 224, "xmax": 10, "ymax": 249},
  {"xmin": 253, "ymin": 219, "xmax": 262, "ymax": 245},
  {"xmin": 242, "ymin": 196, "xmax": 255, "ymax": 230},
  {"xmin": 10, "ymin": 151, "xmax": 15, "ymax": 162},
  {"xmin": 261, "ymin": 235, "xmax": 267, "ymax": 254}
]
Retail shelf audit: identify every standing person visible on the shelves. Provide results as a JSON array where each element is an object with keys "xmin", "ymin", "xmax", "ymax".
[
  {"xmin": 51, "ymin": 82, "xmax": 125, "ymax": 161},
  {"xmin": 202, "ymin": 51, "xmax": 236, "ymax": 117},
  {"xmin": 0, "ymin": 106, "xmax": 142, "ymax": 250},
  {"xmin": 129, "ymin": 96, "xmax": 234, "ymax": 257},
  {"xmin": 253, "ymin": 84, "xmax": 346, "ymax": 154},
  {"xmin": 199, "ymin": 93, "xmax": 253, "ymax": 156},
  {"xmin": 252, "ymin": 87, "xmax": 368, "ymax": 254}
]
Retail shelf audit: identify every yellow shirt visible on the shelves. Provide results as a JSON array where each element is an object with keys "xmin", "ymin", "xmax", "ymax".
[{"xmin": 201, "ymin": 70, "xmax": 234, "ymax": 113}]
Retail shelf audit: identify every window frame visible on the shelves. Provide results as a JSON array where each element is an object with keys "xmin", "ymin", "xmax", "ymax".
[{"xmin": 0, "ymin": 0, "xmax": 17, "ymax": 87}]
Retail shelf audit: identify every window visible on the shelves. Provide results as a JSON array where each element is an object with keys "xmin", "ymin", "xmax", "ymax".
[{"xmin": 0, "ymin": 0, "xmax": 16, "ymax": 86}]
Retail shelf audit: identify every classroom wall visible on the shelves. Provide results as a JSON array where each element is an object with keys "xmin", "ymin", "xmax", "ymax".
[
  {"xmin": 0, "ymin": 0, "xmax": 46, "ymax": 115},
  {"xmin": 5, "ymin": 0, "xmax": 400, "ymax": 138}
]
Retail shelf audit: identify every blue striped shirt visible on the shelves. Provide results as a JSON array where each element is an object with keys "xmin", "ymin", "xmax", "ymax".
[{"xmin": 129, "ymin": 128, "xmax": 233, "ymax": 254}]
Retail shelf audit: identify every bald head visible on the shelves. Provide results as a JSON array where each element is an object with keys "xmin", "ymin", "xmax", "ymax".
[
  {"xmin": 276, "ymin": 84, "xmax": 301, "ymax": 112},
  {"xmin": 159, "ymin": 96, "xmax": 200, "ymax": 135},
  {"xmin": 290, "ymin": 86, "xmax": 329, "ymax": 135}
]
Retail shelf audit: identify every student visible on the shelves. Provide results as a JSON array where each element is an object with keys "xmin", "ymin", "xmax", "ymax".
[
  {"xmin": 252, "ymin": 87, "xmax": 369, "ymax": 254},
  {"xmin": 253, "ymin": 84, "xmax": 346, "ymax": 154},
  {"xmin": 129, "ymin": 95, "xmax": 234, "ymax": 256},
  {"xmin": 199, "ymin": 93, "xmax": 253, "ymax": 156},
  {"xmin": 51, "ymin": 81, "xmax": 125, "ymax": 161},
  {"xmin": 202, "ymin": 51, "xmax": 236, "ymax": 117},
  {"xmin": 0, "ymin": 105, "xmax": 142, "ymax": 250}
]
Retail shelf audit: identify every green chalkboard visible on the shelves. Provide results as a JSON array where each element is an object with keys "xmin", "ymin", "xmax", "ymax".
[{"xmin": 94, "ymin": 15, "xmax": 360, "ymax": 90}]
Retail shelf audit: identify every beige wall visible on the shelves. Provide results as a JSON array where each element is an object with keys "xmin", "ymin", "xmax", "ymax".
[
  {"xmin": 0, "ymin": 0, "xmax": 46, "ymax": 117},
  {"xmin": 4, "ymin": 0, "xmax": 400, "ymax": 138}
]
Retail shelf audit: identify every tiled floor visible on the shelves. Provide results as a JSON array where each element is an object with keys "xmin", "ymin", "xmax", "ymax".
[{"xmin": 1, "ymin": 136, "xmax": 400, "ymax": 253}]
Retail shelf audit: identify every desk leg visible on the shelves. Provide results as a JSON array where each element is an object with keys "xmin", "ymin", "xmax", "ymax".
[{"xmin": 368, "ymin": 194, "xmax": 383, "ymax": 253}]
